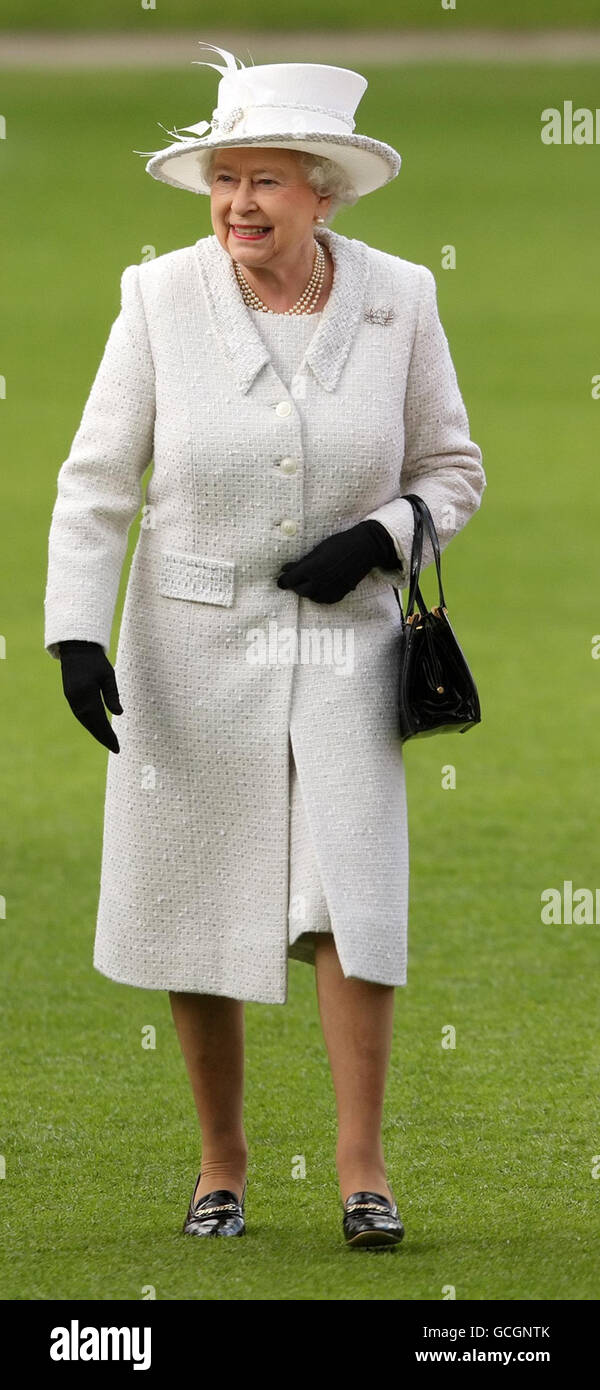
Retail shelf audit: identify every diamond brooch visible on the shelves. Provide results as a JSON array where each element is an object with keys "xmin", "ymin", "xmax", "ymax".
[{"xmin": 364, "ymin": 306, "xmax": 395, "ymax": 325}]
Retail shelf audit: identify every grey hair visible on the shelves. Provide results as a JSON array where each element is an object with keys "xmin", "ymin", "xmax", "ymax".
[{"xmin": 198, "ymin": 146, "xmax": 359, "ymax": 223}]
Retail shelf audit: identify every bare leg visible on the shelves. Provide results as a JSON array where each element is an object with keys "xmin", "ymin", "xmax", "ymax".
[
  {"xmin": 169, "ymin": 991, "xmax": 248, "ymax": 1204},
  {"xmin": 313, "ymin": 935, "xmax": 396, "ymax": 1206}
]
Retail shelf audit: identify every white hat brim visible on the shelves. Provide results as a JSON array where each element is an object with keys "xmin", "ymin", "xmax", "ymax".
[{"xmin": 143, "ymin": 132, "xmax": 401, "ymax": 198}]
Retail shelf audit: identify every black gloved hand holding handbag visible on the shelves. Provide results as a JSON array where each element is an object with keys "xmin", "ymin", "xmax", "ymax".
[{"xmin": 276, "ymin": 518, "xmax": 399, "ymax": 602}]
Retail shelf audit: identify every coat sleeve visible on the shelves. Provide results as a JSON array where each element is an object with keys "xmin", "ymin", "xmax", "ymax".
[
  {"xmin": 43, "ymin": 263, "xmax": 156, "ymax": 659},
  {"xmin": 363, "ymin": 264, "xmax": 486, "ymax": 587}
]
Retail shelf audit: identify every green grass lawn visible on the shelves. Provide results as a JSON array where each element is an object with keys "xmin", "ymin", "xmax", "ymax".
[
  {"xmin": 3, "ymin": 1, "xmax": 600, "ymax": 30},
  {"xmin": 1, "ymin": 62, "xmax": 599, "ymax": 1300}
]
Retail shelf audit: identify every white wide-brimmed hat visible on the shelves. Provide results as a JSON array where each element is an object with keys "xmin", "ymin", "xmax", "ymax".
[{"xmin": 136, "ymin": 41, "xmax": 402, "ymax": 198}]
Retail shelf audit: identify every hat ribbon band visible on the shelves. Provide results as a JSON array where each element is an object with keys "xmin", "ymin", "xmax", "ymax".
[{"xmin": 134, "ymin": 100, "xmax": 355, "ymax": 159}]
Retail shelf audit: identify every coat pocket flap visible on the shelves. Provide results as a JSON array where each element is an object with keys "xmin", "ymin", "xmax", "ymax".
[{"xmin": 158, "ymin": 550, "xmax": 235, "ymax": 606}]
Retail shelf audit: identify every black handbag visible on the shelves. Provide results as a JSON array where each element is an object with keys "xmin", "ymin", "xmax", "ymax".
[{"xmin": 392, "ymin": 493, "xmax": 481, "ymax": 742}]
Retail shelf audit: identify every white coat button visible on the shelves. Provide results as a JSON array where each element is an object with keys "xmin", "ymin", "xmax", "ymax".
[
  {"xmin": 281, "ymin": 519, "xmax": 297, "ymax": 536},
  {"xmin": 275, "ymin": 400, "xmax": 292, "ymax": 417},
  {"xmin": 280, "ymin": 457, "xmax": 298, "ymax": 474}
]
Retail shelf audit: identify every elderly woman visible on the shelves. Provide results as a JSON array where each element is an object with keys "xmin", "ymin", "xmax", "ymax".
[{"xmin": 44, "ymin": 44, "xmax": 485, "ymax": 1247}]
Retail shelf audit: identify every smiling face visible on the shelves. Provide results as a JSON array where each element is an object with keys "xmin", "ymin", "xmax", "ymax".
[{"xmin": 209, "ymin": 146, "xmax": 332, "ymax": 269}]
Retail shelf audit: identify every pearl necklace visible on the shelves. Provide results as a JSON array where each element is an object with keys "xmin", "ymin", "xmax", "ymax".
[{"xmin": 233, "ymin": 236, "xmax": 326, "ymax": 316}]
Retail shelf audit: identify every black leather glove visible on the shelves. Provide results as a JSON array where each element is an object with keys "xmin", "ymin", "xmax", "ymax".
[
  {"xmin": 276, "ymin": 519, "xmax": 398, "ymax": 603},
  {"xmin": 59, "ymin": 640, "xmax": 122, "ymax": 754}
]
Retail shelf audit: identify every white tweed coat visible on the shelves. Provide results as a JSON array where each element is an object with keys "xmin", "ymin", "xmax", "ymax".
[{"xmin": 44, "ymin": 224, "xmax": 486, "ymax": 1004}]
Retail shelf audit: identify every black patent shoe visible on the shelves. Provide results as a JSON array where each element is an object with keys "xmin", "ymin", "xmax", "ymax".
[
  {"xmin": 182, "ymin": 1173, "xmax": 247, "ymax": 1237},
  {"xmin": 342, "ymin": 1189, "xmax": 404, "ymax": 1248}
]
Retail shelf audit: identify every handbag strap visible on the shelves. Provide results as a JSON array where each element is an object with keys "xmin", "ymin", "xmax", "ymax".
[
  {"xmin": 405, "ymin": 503, "xmax": 425, "ymax": 617},
  {"xmin": 392, "ymin": 494, "xmax": 447, "ymax": 621},
  {"xmin": 393, "ymin": 505, "xmax": 424, "ymax": 626},
  {"xmin": 393, "ymin": 505, "xmax": 423, "ymax": 624},
  {"xmin": 404, "ymin": 494, "xmax": 447, "ymax": 611}
]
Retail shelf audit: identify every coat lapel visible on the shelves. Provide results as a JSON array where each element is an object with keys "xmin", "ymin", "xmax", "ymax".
[{"xmin": 193, "ymin": 226, "xmax": 369, "ymax": 395}]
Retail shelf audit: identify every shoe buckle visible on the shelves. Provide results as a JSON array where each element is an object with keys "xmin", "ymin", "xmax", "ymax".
[
  {"xmin": 193, "ymin": 1201, "xmax": 239, "ymax": 1216},
  {"xmin": 346, "ymin": 1202, "xmax": 391, "ymax": 1214}
]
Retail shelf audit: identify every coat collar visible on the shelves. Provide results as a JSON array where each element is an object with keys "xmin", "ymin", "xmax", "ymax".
[{"xmin": 193, "ymin": 225, "xmax": 369, "ymax": 394}]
